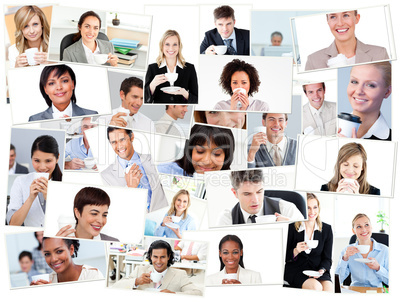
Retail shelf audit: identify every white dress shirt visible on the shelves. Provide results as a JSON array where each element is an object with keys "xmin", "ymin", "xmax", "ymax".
[
  {"xmin": 9, "ymin": 162, "xmax": 17, "ymax": 175},
  {"xmin": 82, "ymin": 40, "xmax": 101, "ymax": 65},
  {"xmin": 52, "ymin": 102, "xmax": 73, "ymax": 119},
  {"xmin": 308, "ymin": 103, "xmax": 325, "ymax": 134},
  {"xmin": 177, "ymin": 241, "xmax": 207, "ymax": 261},
  {"xmin": 297, "ymin": 221, "xmax": 319, "ymax": 254}
]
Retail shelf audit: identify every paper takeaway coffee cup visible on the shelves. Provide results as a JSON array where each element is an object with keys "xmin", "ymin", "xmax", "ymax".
[
  {"xmin": 338, "ymin": 113, "xmax": 361, "ymax": 137},
  {"xmin": 57, "ymin": 215, "xmax": 76, "ymax": 236},
  {"xmin": 118, "ymin": 107, "xmax": 130, "ymax": 122}
]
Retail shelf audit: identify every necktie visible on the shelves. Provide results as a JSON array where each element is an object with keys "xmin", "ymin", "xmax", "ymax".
[
  {"xmin": 223, "ymin": 39, "xmax": 236, "ymax": 55},
  {"xmin": 186, "ymin": 242, "xmax": 194, "ymax": 255},
  {"xmin": 250, "ymin": 215, "xmax": 257, "ymax": 223},
  {"xmin": 272, "ymin": 144, "xmax": 282, "ymax": 166}
]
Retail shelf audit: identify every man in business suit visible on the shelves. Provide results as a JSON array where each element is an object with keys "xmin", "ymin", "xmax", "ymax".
[
  {"xmin": 200, "ymin": 5, "xmax": 250, "ymax": 55},
  {"xmin": 155, "ymin": 105, "xmax": 188, "ymax": 136},
  {"xmin": 247, "ymin": 113, "xmax": 297, "ymax": 167},
  {"xmin": 112, "ymin": 240, "xmax": 202, "ymax": 295},
  {"xmin": 108, "ymin": 77, "xmax": 155, "ymax": 132},
  {"xmin": 101, "ymin": 127, "xmax": 167, "ymax": 212},
  {"xmin": 217, "ymin": 170, "xmax": 304, "ymax": 226},
  {"xmin": 9, "ymin": 144, "xmax": 29, "ymax": 174},
  {"xmin": 302, "ymin": 82, "xmax": 337, "ymax": 136}
]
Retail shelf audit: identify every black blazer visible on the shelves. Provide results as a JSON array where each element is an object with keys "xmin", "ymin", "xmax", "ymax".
[
  {"xmin": 15, "ymin": 163, "xmax": 29, "ymax": 174},
  {"xmin": 320, "ymin": 183, "xmax": 380, "ymax": 195},
  {"xmin": 200, "ymin": 27, "xmax": 250, "ymax": 55},
  {"xmin": 144, "ymin": 62, "xmax": 198, "ymax": 104},
  {"xmin": 284, "ymin": 222, "xmax": 333, "ymax": 285}
]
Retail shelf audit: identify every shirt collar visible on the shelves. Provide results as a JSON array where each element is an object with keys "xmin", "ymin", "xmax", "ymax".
[
  {"xmin": 82, "ymin": 39, "xmax": 100, "ymax": 54},
  {"xmin": 93, "ymin": 234, "xmax": 101, "ymax": 240},
  {"xmin": 360, "ymin": 112, "xmax": 390, "ymax": 140},
  {"xmin": 52, "ymin": 102, "xmax": 73, "ymax": 118},
  {"xmin": 159, "ymin": 59, "xmax": 183, "ymax": 69},
  {"xmin": 308, "ymin": 102, "xmax": 324, "ymax": 115},
  {"xmin": 297, "ymin": 221, "xmax": 319, "ymax": 233},
  {"xmin": 117, "ymin": 151, "xmax": 140, "ymax": 169},
  {"xmin": 152, "ymin": 267, "xmax": 168, "ymax": 278},
  {"xmin": 221, "ymin": 30, "xmax": 236, "ymax": 41},
  {"xmin": 240, "ymin": 202, "xmax": 264, "ymax": 223},
  {"xmin": 267, "ymin": 135, "xmax": 287, "ymax": 151},
  {"xmin": 79, "ymin": 136, "xmax": 85, "ymax": 146}
]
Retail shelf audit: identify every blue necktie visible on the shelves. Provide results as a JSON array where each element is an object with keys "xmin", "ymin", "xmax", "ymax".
[{"xmin": 224, "ymin": 39, "xmax": 236, "ymax": 55}]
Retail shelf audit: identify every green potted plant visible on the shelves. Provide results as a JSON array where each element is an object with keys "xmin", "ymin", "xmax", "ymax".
[
  {"xmin": 376, "ymin": 211, "xmax": 389, "ymax": 233},
  {"xmin": 112, "ymin": 13, "xmax": 120, "ymax": 26}
]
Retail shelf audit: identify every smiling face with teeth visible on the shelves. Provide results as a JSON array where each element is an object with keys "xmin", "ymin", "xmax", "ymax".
[
  {"xmin": 150, "ymin": 248, "xmax": 169, "ymax": 273},
  {"xmin": 347, "ymin": 64, "xmax": 392, "ymax": 118},
  {"xmin": 219, "ymin": 240, "xmax": 243, "ymax": 274},
  {"xmin": 108, "ymin": 129, "xmax": 135, "ymax": 161},
  {"xmin": 78, "ymin": 16, "xmax": 100, "ymax": 47},
  {"xmin": 327, "ymin": 11, "xmax": 360, "ymax": 43},
  {"xmin": 352, "ymin": 216, "xmax": 372, "ymax": 244},
  {"xmin": 307, "ymin": 198, "xmax": 320, "ymax": 222},
  {"xmin": 43, "ymin": 238, "xmax": 75, "ymax": 274},
  {"xmin": 74, "ymin": 204, "xmax": 108, "ymax": 239},
  {"xmin": 304, "ymin": 83, "xmax": 325, "ymax": 110},
  {"xmin": 263, "ymin": 113, "xmax": 287, "ymax": 144},
  {"xmin": 43, "ymin": 71, "xmax": 75, "ymax": 112},
  {"xmin": 120, "ymin": 86, "xmax": 144, "ymax": 116},
  {"xmin": 163, "ymin": 35, "xmax": 179, "ymax": 60}
]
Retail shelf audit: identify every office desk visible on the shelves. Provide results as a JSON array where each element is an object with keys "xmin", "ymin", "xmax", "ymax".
[{"xmin": 342, "ymin": 286, "xmax": 386, "ymax": 293}]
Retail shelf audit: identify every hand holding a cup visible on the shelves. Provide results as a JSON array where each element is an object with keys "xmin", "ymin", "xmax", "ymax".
[
  {"xmin": 275, "ymin": 212, "xmax": 290, "ymax": 222},
  {"xmin": 124, "ymin": 164, "xmax": 143, "ymax": 188},
  {"xmin": 222, "ymin": 279, "xmax": 241, "ymax": 284},
  {"xmin": 294, "ymin": 241, "xmax": 309, "ymax": 256},
  {"xmin": 106, "ymin": 53, "xmax": 118, "ymax": 67},
  {"xmin": 56, "ymin": 224, "xmax": 76, "ymax": 238},
  {"xmin": 15, "ymin": 53, "xmax": 29, "ymax": 67},
  {"xmin": 342, "ymin": 246, "xmax": 360, "ymax": 261},
  {"xmin": 337, "ymin": 127, "xmax": 357, "ymax": 138},
  {"xmin": 29, "ymin": 177, "xmax": 48, "ymax": 200},
  {"xmin": 110, "ymin": 112, "xmax": 128, "ymax": 127},
  {"xmin": 65, "ymin": 158, "xmax": 85, "ymax": 170},
  {"xmin": 135, "ymin": 272, "xmax": 152, "ymax": 286},
  {"xmin": 33, "ymin": 51, "xmax": 48, "ymax": 65},
  {"xmin": 337, "ymin": 179, "xmax": 360, "ymax": 194},
  {"xmin": 247, "ymin": 132, "xmax": 267, "ymax": 162},
  {"xmin": 230, "ymin": 89, "xmax": 249, "ymax": 110},
  {"xmin": 150, "ymin": 75, "xmax": 168, "ymax": 94},
  {"xmin": 161, "ymin": 215, "xmax": 173, "ymax": 226},
  {"xmin": 205, "ymin": 45, "xmax": 216, "ymax": 55},
  {"xmin": 30, "ymin": 279, "xmax": 51, "ymax": 286}
]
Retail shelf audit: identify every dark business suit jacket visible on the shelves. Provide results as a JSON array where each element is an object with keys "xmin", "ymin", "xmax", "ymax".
[
  {"xmin": 100, "ymin": 233, "xmax": 119, "ymax": 242},
  {"xmin": 28, "ymin": 102, "xmax": 98, "ymax": 121},
  {"xmin": 200, "ymin": 27, "xmax": 250, "ymax": 55},
  {"xmin": 284, "ymin": 222, "xmax": 333, "ymax": 286},
  {"xmin": 144, "ymin": 62, "xmax": 198, "ymax": 104},
  {"xmin": 320, "ymin": 183, "xmax": 380, "ymax": 195},
  {"xmin": 15, "ymin": 163, "xmax": 29, "ymax": 174}
]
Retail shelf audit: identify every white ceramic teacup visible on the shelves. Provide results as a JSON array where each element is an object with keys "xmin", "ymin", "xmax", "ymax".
[
  {"xmin": 214, "ymin": 45, "xmax": 227, "ymax": 55},
  {"xmin": 165, "ymin": 73, "xmax": 178, "ymax": 86},
  {"xmin": 150, "ymin": 272, "xmax": 163, "ymax": 283},
  {"xmin": 57, "ymin": 215, "xmax": 76, "ymax": 236},
  {"xmin": 357, "ymin": 245, "xmax": 370, "ymax": 254},
  {"xmin": 25, "ymin": 48, "xmax": 38, "ymax": 66},
  {"xmin": 255, "ymin": 215, "xmax": 276, "ymax": 224},
  {"xmin": 171, "ymin": 216, "xmax": 181, "ymax": 223},
  {"xmin": 233, "ymin": 87, "xmax": 246, "ymax": 95},
  {"xmin": 224, "ymin": 273, "xmax": 238, "ymax": 280},
  {"xmin": 31, "ymin": 274, "xmax": 50, "ymax": 282},
  {"xmin": 35, "ymin": 172, "xmax": 49, "ymax": 180},
  {"xmin": 306, "ymin": 240, "xmax": 319, "ymax": 249},
  {"xmin": 93, "ymin": 54, "xmax": 109, "ymax": 65},
  {"xmin": 84, "ymin": 157, "xmax": 96, "ymax": 169}
]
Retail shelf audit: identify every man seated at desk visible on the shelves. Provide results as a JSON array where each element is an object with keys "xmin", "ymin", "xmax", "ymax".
[
  {"xmin": 64, "ymin": 117, "xmax": 97, "ymax": 170},
  {"xmin": 113, "ymin": 240, "xmax": 202, "ymax": 295},
  {"xmin": 217, "ymin": 169, "xmax": 304, "ymax": 226}
]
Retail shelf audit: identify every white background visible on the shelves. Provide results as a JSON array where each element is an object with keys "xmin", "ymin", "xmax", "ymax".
[
  {"xmin": 1, "ymin": 0, "xmax": 401, "ymax": 302},
  {"xmin": 44, "ymin": 182, "xmax": 147, "ymax": 243},
  {"xmin": 9, "ymin": 63, "xmax": 112, "ymax": 124},
  {"xmin": 295, "ymin": 135, "xmax": 396, "ymax": 197}
]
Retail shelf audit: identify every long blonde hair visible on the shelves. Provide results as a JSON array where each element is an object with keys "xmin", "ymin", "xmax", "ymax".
[
  {"xmin": 156, "ymin": 30, "xmax": 186, "ymax": 67},
  {"xmin": 14, "ymin": 5, "xmax": 50, "ymax": 54},
  {"xmin": 167, "ymin": 189, "xmax": 190, "ymax": 219},
  {"xmin": 327, "ymin": 142, "xmax": 370, "ymax": 194},
  {"xmin": 295, "ymin": 193, "xmax": 322, "ymax": 232}
]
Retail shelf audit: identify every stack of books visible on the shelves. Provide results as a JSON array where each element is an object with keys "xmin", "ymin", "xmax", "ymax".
[{"xmin": 111, "ymin": 38, "xmax": 141, "ymax": 67}]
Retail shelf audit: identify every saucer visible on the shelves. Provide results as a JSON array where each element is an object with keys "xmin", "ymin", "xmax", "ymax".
[
  {"xmin": 165, "ymin": 222, "xmax": 180, "ymax": 229},
  {"xmin": 303, "ymin": 270, "xmax": 321, "ymax": 277},
  {"xmin": 354, "ymin": 258, "xmax": 374, "ymax": 263},
  {"xmin": 161, "ymin": 86, "xmax": 181, "ymax": 92}
]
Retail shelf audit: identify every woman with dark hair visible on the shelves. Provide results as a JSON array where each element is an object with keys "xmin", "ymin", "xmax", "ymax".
[
  {"xmin": 284, "ymin": 193, "xmax": 333, "ymax": 291},
  {"xmin": 207, "ymin": 234, "xmax": 261, "ymax": 285},
  {"xmin": 214, "ymin": 59, "xmax": 269, "ymax": 111},
  {"xmin": 321, "ymin": 142, "xmax": 380, "ymax": 195},
  {"xmin": 31, "ymin": 237, "xmax": 104, "ymax": 284},
  {"xmin": 9, "ymin": 5, "xmax": 50, "ymax": 68},
  {"xmin": 28, "ymin": 64, "xmax": 98, "ymax": 121},
  {"xmin": 194, "ymin": 110, "xmax": 246, "ymax": 129},
  {"xmin": 157, "ymin": 124, "xmax": 235, "ymax": 176},
  {"xmin": 56, "ymin": 187, "xmax": 119, "ymax": 241},
  {"xmin": 154, "ymin": 189, "xmax": 195, "ymax": 239},
  {"xmin": 31, "ymin": 231, "xmax": 53, "ymax": 274},
  {"xmin": 144, "ymin": 30, "xmax": 198, "ymax": 104},
  {"xmin": 62, "ymin": 11, "xmax": 117, "ymax": 66},
  {"xmin": 7, "ymin": 135, "xmax": 63, "ymax": 227}
]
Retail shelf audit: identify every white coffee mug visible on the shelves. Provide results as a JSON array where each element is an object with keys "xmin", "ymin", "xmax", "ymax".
[{"xmin": 25, "ymin": 48, "xmax": 38, "ymax": 66}]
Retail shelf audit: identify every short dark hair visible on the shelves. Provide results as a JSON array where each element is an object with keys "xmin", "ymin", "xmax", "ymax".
[
  {"xmin": 40, "ymin": 65, "xmax": 76, "ymax": 107},
  {"xmin": 146, "ymin": 240, "xmax": 175, "ymax": 267},
  {"xmin": 10, "ymin": 144, "xmax": 15, "ymax": 151},
  {"xmin": 120, "ymin": 77, "xmax": 143, "ymax": 96},
  {"xmin": 19, "ymin": 251, "xmax": 33, "ymax": 261},
  {"xmin": 219, "ymin": 235, "xmax": 244, "ymax": 271},
  {"xmin": 231, "ymin": 169, "xmax": 264, "ymax": 191},
  {"xmin": 270, "ymin": 31, "xmax": 283, "ymax": 40},
  {"xmin": 43, "ymin": 238, "xmax": 80, "ymax": 258},
  {"xmin": 175, "ymin": 124, "xmax": 235, "ymax": 176},
  {"xmin": 73, "ymin": 187, "xmax": 111, "ymax": 224},
  {"xmin": 262, "ymin": 113, "xmax": 288, "ymax": 121},
  {"xmin": 302, "ymin": 82, "xmax": 326, "ymax": 95},
  {"xmin": 220, "ymin": 59, "xmax": 261, "ymax": 96},
  {"xmin": 213, "ymin": 5, "xmax": 235, "ymax": 21},
  {"xmin": 106, "ymin": 127, "xmax": 133, "ymax": 141}
]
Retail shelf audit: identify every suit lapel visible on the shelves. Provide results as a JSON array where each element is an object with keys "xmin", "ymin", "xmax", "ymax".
[
  {"xmin": 74, "ymin": 39, "xmax": 88, "ymax": 63},
  {"xmin": 234, "ymin": 28, "xmax": 244, "ymax": 55},
  {"xmin": 42, "ymin": 107, "xmax": 54, "ymax": 119},
  {"xmin": 355, "ymin": 39, "xmax": 371, "ymax": 63},
  {"xmin": 213, "ymin": 30, "xmax": 224, "ymax": 45},
  {"xmin": 71, "ymin": 103, "xmax": 85, "ymax": 117},
  {"xmin": 160, "ymin": 268, "xmax": 175, "ymax": 290},
  {"xmin": 324, "ymin": 41, "xmax": 339, "ymax": 59}
]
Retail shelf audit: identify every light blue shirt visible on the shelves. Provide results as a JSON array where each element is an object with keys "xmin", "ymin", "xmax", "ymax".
[
  {"xmin": 157, "ymin": 162, "xmax": 188, "ymax": 177},
  {"xmin": 118, "ymin": 152, "xmax": 152, "ymax": 210},
  {"xmin": 336, "ymin": 238, "xmax": 389, "ymax": 287},
  {"xmin": 154, "ymin": 213, "xmax": 196, "ymax": 239},
  {"xmin": 65, "ymin": 136, "xmax": 93, "ymax": 160}
]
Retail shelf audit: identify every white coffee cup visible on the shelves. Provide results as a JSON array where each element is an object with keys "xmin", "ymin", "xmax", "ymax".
[
  {"xmin": 171, "ymin": 216, "xmax": 181, "ymax": 223},
  {"xmin": 25, "ymin": 48, "xmax": 38, "ymax": 66},
  {"xmin": 306, "ymin": 240, "xmax": 319, "ymax": 249},
  {"xmin": 150, "ymin": 272, "xmax": 163, "ymax": 283},
  {"xmin": 93, "ymin": 54, "xmax": 109, "ymax": 65},
  {"xmin": 357, "ymin": 245, "xmax": 370, "ymax": 254},
  {"xmin": 118, "ymin": 107, "xmax": 130, "ymax": 122},
  {"xmin": 84, "ymin": 157, "xmax": 96, "ymax": 169},
  {"xmin": 224, "ymin": 273, "xmax": 238, "ymax": 280},
  {"xmin": 233, "ymin": 87, "xmax": 246, "ymax": 95},
  {"xmin": 214, "ymin": 45, "xmax": 227, "ymax": 55},
  {"xmin": 165, "ymin": 73, "xmax": 178, "ymax": 86},
  {"xmin": 57, "ymin": 215, "xmax": 76, "ymax": 236},
  {"xmin": 338, "ymin": 113, "xmax": 362, "ymax": 138},
  {"xmin": 31, "ymin": 274, "xmax": 50, "ymax": 282},
  {"xmin": 35, "ymin": 172, "xmax": 49, "ymax": 180},
  {"xmin": 255, "ymin": 215, "xmax": 276, "ymax": 224}
]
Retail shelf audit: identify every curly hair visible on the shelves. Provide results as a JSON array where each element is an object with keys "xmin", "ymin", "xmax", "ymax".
[
  {"xmin": 146, "ymin": 240, "xmax": 175, "ymax": 267},
  {"xmin": 219, "ymin": 59, "xmax": 261, "ymax": 96}
]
